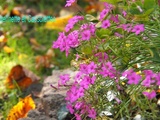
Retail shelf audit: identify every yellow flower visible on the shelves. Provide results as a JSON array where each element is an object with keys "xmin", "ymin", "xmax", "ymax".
[
  {"xmin": 45, "ymin": 14, "xmax": 73, "ymax": 30},
  {"xmin": 125, "ymin": 44, "xmax": 131, "ymax": 47},
  {"xmin": 7, "ymin": 95, "xmax": 35, "ymax": 120},
  {"xmin": 3, "ymin": 46, "xmax": 14, "ymax": 53}
]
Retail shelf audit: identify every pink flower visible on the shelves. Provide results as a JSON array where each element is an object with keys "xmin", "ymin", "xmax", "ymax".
[
  {"xmin": 110, "ymin": 15, "xmax": 119, "ymax": 23},
  {"xmin": 67, "ymin": 30, "xmax": 79, "ymax": 48},
  {"xmin": 100, "ymin": 62, "xmax": 117, "ymax": 78},
  {"xmin": 142, "ymin": 70, "xmax": 157, "ymax": 87},
  {"xmin": 65, "ymin": 23, "xmax": 74, "ymax": 32},
  {"xmin": 88, "ymin": 108, "xmax": 96, "ymax": 119},
  {"xmin": 75, "ymin": 113, "xmax": 81, "ymax": 120},
  {"xmin": 104, "ymin": 2, "xmax": 113, "ymax": 10},
  {"xmin": 80, "ymin": 23, "xmax": 88, "ymax": 30},
  {"xmin": 143, "ymin": 70, "xmax": 155, "ymax": 77},
  {"xmin": 75, "ymin": 102, "xmax": 83, "ymax": 110},
  {"xmin": 114, "ymin": 32, "xmax": 123, "ymax": 38},
  {"xmin": 80, "ymin": 76, "xmax": 91, "ymax": 89},
  {"xmin": 114, "ymin": 97, "xmax": 121, "ymax": 104},
  {"xmin": 119, "ymin": 24, "xmax": 133, "ymax": 32},
  {"xmin": 80, "ymin": 104, "xmax": 90, "ymax": 114},
  {"xmin": 101, "ymin": 20, "xmax": 110, "ymax": 29},
  {"xmin": 90, "ymin": 76, "xmax": 96, "ymax": 84},
  {"xmin": 75, "ymin": 53, "xmax": 80, "ymax": 61},
  {"xmin": 122, "ymin": 69, "xmax": 133, "ymax": 77},
  {"xmin": 59, "ymin": 74, "xmax": 70, "ymax": 85},
  {"xmin": 132, "ymin": 24, "xmax": 145, "ymax": 35},
  {"xmin": 155, "ymin": 73, "xmax": 160, "ymax": 85},
  {"xmin": 99, "ymin": 9, "xmax": 109, "ymax": 20},
  {"xmin": 89, "ymin": 23, "xmax": 96, "ymax": 36},
  {"xmin": 80, "ymin": 64, "xmax": 88, "ymax": 74},
  {"xmin": 142, "ymin": 76, "xmax": 151, "ymax": 87},
  {"xmin": 66, "ymin": 104, "xmax": 74, "ymax": 114},
  {"xmin": 65, "ymin": 0, "xmax": 76, "ymax": 7},
  {"xmin": 52, "ymin": 32, "xmax": 70, "ymax": 56},
  {"xmin": 81, "ymin": 30, "xmax": 91, "ymax": 41},
  {"xmin": 74, "ymin": 71, "xmax": 83, "ymax": 82},
  {"xmin": 123, "ymin": 69, "xmax": 141, "ymax": 85},
  {"xmin": 142, "ymin": 90, "xmax": 156, "ymax": 100},
  {"xmin": 65, "ymin": 84, "xmax": 84, "ymax": 103},
  {"xmin": 65, "ymin": 15, "xmax": 84, "ymax": 32},
  {"xmin": 87, "ymin": 62, "xmax": 97, "ymax": 74},
  {"xmin": 122, "ymin": 10, "xmax": 127, "ymax": 17},
  {"xmin": 128, "ymin": 72, "xmax": 141, "ymax": 85},
  {"xmin": 94, "ymin": 52, "xmax": 108, "ymax": 62}
]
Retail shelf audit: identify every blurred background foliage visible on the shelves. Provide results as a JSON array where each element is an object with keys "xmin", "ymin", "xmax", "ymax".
[{"xmin": 0, "ymin": 0, "xmax": 106, "ymax": 119}]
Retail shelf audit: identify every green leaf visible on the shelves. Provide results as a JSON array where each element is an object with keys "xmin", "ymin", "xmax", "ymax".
[
  {"xmin": 144, "ymin": 0, "xmax": 156, "ymax": 10},
  {"xmin": 96, "ymin": 29, "xmax": 111, "ymax": 39},
  {"xmin": 81, "ymin": 44, "xmax": 92, "ymax": 55},
  {"xmin": 100, "ymin": 0, "xmax": 122, "ymax": 5},
  {"xmin": 85, "ymin": 14, "xmax": 98, "ymax": 22},
  {"xmin": 149, "ymin": 47, "xmax": 160, "ymax": 63},
  {"xmin": 118, "ymin": 15, "xmax": 126, "ymax": 24}
]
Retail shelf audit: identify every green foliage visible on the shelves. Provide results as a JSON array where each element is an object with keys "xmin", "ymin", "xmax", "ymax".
[
  {"xmin": 0, "ymin": 88, "xmax": 22, "ymax": 119},
  {"xmin": 0, "ymin": 1, "xmax": 73, "ymax": 119},
  {"xmin": 57, "ymin": 0, "xmax": 160, "ymax": 119},
  {"xmin": 100, "ymin": 0, "xmax": 123, "ymax": 5}
]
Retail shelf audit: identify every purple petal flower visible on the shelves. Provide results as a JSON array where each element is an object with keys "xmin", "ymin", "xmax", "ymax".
[
  {"xmin": 94, "ymin": 52, "xmax": 108, "ymax": 62},
  {"xmin": 132, "ymin": 24, "xmax": 145, "ymax": 35},
  {"xmin": 80, "ymin": 64, "xmax": 88, "ymax": 74},
  {"xmin": 127, "ymin": 72, "xmax": 141, "ymax": 85},
  {"xmin": 66, "ymin": 104, "xmax": 74, "ymax": 114},
  {"xmin": 75, "ymin": 102, "xmax": 83, "ymax": 110},
  {"xmin": 110, "ymin": 15, "xmax": 119, "ymax": 23},
  {"xmin": 142, "ymin": 90, "xmax": 156, "ymax": 100},
  {"xmin": 65, "ymin": 0, "xmax": 76, "ymax": 7},
  {"xmin": 67, "ymin": 30, "xmax": 79, "ymax": 48},
  {"xmin": 104, "ymin": 2, "xmax": 113, "ymax": 11},
  {"xmin": 99, "ymin": 9, "xmax": 109, "ymax": 20},
  {"xmin": 59, "ymin": 74, "xmax": 70, "ymax": 85},
  {"xmin": 122, "ymin": 10, "xmax": 127, "ymax": 17},
  {"xmin": 114, "ymin": 32, "xmax": 123, "ymax": 38},
  {"xmin": 119, "ymin": 24, "xmax": 133, "ymax": 32},
  {"xmin": 81, "ymin": 30, "xmax": 91, "ymax": 41},
  {"xmin": 142, "ymin": 76, "xmax": 151, "ymax": 87},
  {"xmin": 123, "ymin": 69, "xmax": 141, "ymax": 85},
  {"xmin": 75, "ymin": 113, "xmax": 81, "ymax": 120},
  {"xmin": 88, "ymin": 108, "xmax": 96, "ymax": 119},
  {"xmin": 65, "ymin": 15, "xmax": 84, "ymax": 32},
  {"xmin": 155, "ymin": 73, "xmax": 160, "ymax": 85},
  {"xmin": 87, "ymin": 62, "xmax": 97, "ymax": 74},
  {"xmin": 101, "ymin": 19, "xmax": 110, "ymax": 29}
]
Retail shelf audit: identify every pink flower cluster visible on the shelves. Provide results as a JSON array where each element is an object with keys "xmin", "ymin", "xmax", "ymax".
[
  {"xmin": 58, "ymin": 54, "xmax": 118, "ymax": 119},
  {"xmin": 52, "ymin": 16, "xmax": 96, "ymax": 56},
  {"xmin": 54, "ymin": 1, "xmax": 150, "ymax": 119},
  {"xmin": 119, "ymin": 24, "xmax": 145, "ymax": 35},
  {"xmin": 123, "ymin": 69, "xmax": 160, "ymax": 99},
  {"xmin": 99, "ymin": 2, "xmax": 144, "ymax": 35},
  {"xmin": 65, "ymin": 16, "xmax": 84, "ymax": 32},
  {"xmin": 58, "ymin": 56, "xmax": 160, "ymax": 119},
  {"xmin": 59, "ymin": 62, "xmax": 98, "ymax": 119}
]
